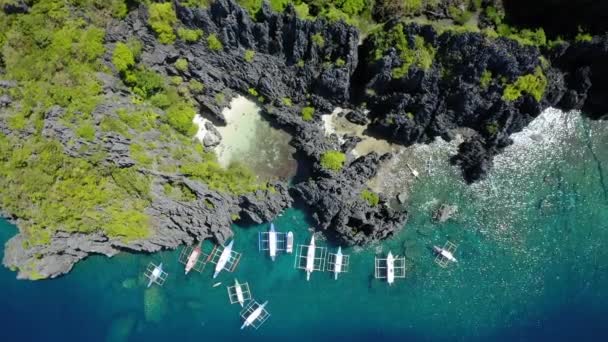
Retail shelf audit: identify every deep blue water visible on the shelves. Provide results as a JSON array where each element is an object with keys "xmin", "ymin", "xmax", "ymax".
[{"xmin": 1, "ymin": 109, "xmax": 608, "ymax": 341}]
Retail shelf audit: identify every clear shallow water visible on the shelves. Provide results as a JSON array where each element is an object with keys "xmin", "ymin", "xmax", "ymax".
[
  {"xmin": 1, "ymin": 109, "xmax": 608, "ymax": 341},
  {"xmin": 212, "ymin": 96, "xmax": 297, "ymax": 181}
]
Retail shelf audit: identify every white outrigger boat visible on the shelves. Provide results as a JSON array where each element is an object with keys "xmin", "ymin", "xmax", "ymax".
[
  {"xmin": 305, "ymin": 235, "xmax": 316, "ymax": 281},
  {"xmin": 433, "ymin": 241, "xmax": 458, "ymax": 268},
  {"xmin": 258, "ymin": 223, "xmax": 287, "ymax": 260},
  {"xmin": 327, "ymin": 247, "xmax": 349, "ymax": 279},
  {"xmin": 184, "ymin": 245, "xmax": 201, "ymax": 275},
  {"xmin": 286, "ymin": 231, "xmax": 294, "ymax": 254},
  {"xmin": 406, "ymin": 163, "xmax": 419, "ymax": 178},
  {"xmin": 234, "ymin": 279, "xmax": 245, "ymax": 306},
  {"xmin": 227, "ymin": 278, "xmax": 252, "ymax": 306},
  {"xmin": 433, "ymin": 246, "xmax": 457, "ymax": 263},
  {"xmin": 333, "ymin": 247, "xmax": 344, "ymax": 280},
  {"xmin": 144, "ymin": 262, "xmax": 168, "ymax": 288},
  {"xmin": 213, "ymin": 241, "xmax": 234, "ymax": 278},
  {"xmin": 240, "ymin": 301, "xmax": 270, "ymax": 330},
  {"xmin": 374, "ymin": 251, "xmax": 405, "ymax": 284},
  {"xmin": 268, "ymin": 223, "xmax": 277, "ymax": 261},
  {"xmin": 386, "ymin": 252, "xmax": 395, "ymax": 285},
  {"xmin": 294, "ymin": 234, "xmax": 327, "ymax": 280},
  {"xmin": 178, "ymin": 243, "xmax": 208, "ymax": 275}
]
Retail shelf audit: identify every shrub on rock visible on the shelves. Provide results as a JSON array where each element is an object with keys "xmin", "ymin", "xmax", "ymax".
[{"xmin": 320, "ymin": 151, "xmax": 346, "ymax": 171}]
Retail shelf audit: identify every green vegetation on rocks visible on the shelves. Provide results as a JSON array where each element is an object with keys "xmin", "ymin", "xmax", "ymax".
[
  {"xmin": 281, "ymin": 97, "xmax": 293, "ymax": 107},
  {"xmin": 112, "ymin": 43, "xmax": 135, "ymax": 73},
  {"xmin": 361, "ymin": 189, "xmax": 380, "ymax": 206},
  {"xmin": 301, "ymin": 106, "xmax": 315, "ymax": 121},
  {"xmin": 320, "ymin": 150, "xmax": 346, "ymax": 171},
  {"xmin": 371, "ymin": 23, "xmax": 436, "ymax": 78},
  {"xmin": 180, "ymin": 153, "xmax": 263, "ymax": 195},
  {"xmin": 480, "ymin": 70, "xmax": 492, "ymax": 90},
  {"xmin": 148, "ymin": 2, "xmax": 178, "ymax": 44},
  {"xmin": 449, "ymin": 5, "xmax": 473, "ymax": 25},
  {"xmin": 248, "ymin": 88, "xmax": 259, "ymax": 97},
  {"xmin": 163, "ymin": 182, "xmax": 197, "ymax": 201},
  {"xmin": 575, "ymin": 29, "xmax": 593, "ymax": 43},
  {"xmin": 0, "ymin": 136, "xmax": 151, "ymax": 246},
  {"xmin": 174, "ymin": 58, "xmax": 189, "ymax": 72},
  {"xmin": 207, "ymin": 34, "xmax": 224, "ymax": 51},
  {"xmin": 76, "ymin": 122, "xmax": 96, "ymax": 141},
  {"xmin": 181, "ymin": 0, "xmax": 212, "ymax": 8},
  {"xmin": 0, "ymin": 0, "xmax": 268, "ymax": 253},
  {"xmin": 503, "ymin": 67, "xmax": 547, "ymax": 102},
  {"xmin": 237, "ymin": 0, "xmax": 264, "ymax": 16},
  {"xmin": 177, "ymin": 28, "xmax": 203, "ymax": 42},
  {"xmin": 371, "ymin": 23, "xmax": 435, "ymax": 78},
  {"xmin": 244, "ymin": 49, "xmax": 256, "ymax": 62},
  {"xmin": 312, "ymin": 33, "xmax": 325, "ymax": 47}
]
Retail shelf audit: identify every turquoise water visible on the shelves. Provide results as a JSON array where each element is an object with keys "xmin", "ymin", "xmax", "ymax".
[{"xmin": 1, "ymin": 109, "xmax": 608, "ymax": 341}]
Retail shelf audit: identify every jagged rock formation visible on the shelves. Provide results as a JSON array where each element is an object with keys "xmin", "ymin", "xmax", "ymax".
[
  {"xmin": 357, "ymin": 24, "xmax": 556, "ymax": 182},
  {"xmin": 293, "ymin": 153, "xmax": 407, "ymax": 245},
  {"xmin": 550, "ymin": 36, "xmax": 608, "ymax": 119},
  {"xmin": 103, "ymin": 0, "xmax": 406, "ymax": 247}
]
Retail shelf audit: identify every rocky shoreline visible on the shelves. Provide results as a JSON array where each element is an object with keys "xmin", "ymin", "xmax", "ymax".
[{"xmin": 1, "ymin": 0, "xmax": 607, "ymax": 279}]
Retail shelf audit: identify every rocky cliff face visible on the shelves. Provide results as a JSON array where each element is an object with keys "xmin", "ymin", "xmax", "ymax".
[
  {"xmin": 550, "ymin": 36, "xmax": 608, "ymax": 120},
  {"xmin": 356, "ymin": 23, "xmax": 562, "ymax": 182}
]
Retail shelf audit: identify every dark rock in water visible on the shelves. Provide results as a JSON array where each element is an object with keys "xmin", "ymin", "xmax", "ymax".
[
  {"xmin": 341, "ymin": 135, "xmax": 362, "ymax": 152},
  {"xmin": 293, "ymin": 153, "xmax": 407, "ymax": 245},
  {"xmin": 432, "ymin": 204, "xmax": 458, "ymax": 223},
  {"xmin": 397, "ymin": 192, "xmax": 408, "ymax": 204},
  {"xmin": 345, "ymin": 109, "xmax": 369, "ymax": 125},
  {"xmin": 202, "ymin": 122, "xmax": 222, "ymax": 148},
  {"xmin": 450, "ymin": 135, "xmax": 495, "ymax": 183}
]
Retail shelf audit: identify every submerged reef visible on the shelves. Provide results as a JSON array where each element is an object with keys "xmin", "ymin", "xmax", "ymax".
[{"xmin": 0, "ymin": 0, "xmax": 607, "ymax": 279}]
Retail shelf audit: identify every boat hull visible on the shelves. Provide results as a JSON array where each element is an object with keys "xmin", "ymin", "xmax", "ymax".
[
  {"xmin": 387, "ymin": 254, "xmax": 395, "ymax": 285},
  {"xmin": 286, "ymin": 232, "xmax": 294, "ymax": 254},
  {"xmin": 213, "ymin": 242, "xmax": 233, "ymax": 278},
  {"xmin": 185, "ymin": 247, "xmax": 201, "ymax": 275},
  {"xmin": 305, "ymin": 236, "xmax": 316, "ymax": 281}
]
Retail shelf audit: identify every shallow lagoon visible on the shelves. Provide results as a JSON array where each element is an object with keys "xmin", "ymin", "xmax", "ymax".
[
  {"xmin": 1, "ymin": 109, "xmax": 608, "ymax": 341},
  {"xmin": 195, "ymin": 96, "xmax": 297, "ymax": 181}
]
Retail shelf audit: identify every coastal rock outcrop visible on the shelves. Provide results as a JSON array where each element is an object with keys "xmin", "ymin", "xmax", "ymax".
[
  {"xmin": 357, "ymin": 22, "xmax": 563, "ymax": 182},
  {"xmin": 432, "ymin": 204, "xmax": 458, "ymax": 223},
  {"xmin": 3, "ymin": 0, "xmax": 608, "ymax": 280},
  {"xmin": 238, "ymin": 183, "xmax": 293, "ymax": 224},
  {"xmin": 550, "ymin": 36, "xmax": 608, "ymax": 119},
  {"xmin": 293, "ymin": 153, "xmax": 407, "ymax": 245}
]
